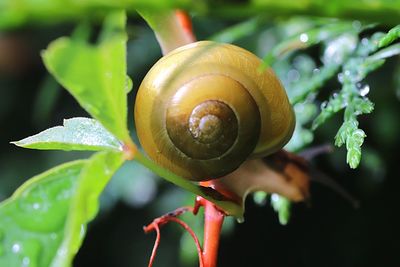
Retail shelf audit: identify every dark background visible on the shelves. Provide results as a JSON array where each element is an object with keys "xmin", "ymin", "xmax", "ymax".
[{"xmin": 0, "ymin": 14, "xmax": 399, "ymax": 267}]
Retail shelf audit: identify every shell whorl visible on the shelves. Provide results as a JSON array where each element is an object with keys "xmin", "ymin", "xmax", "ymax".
[{"xmin": 167, "ymin": 100, "xmax": 238, "ymax": 159}]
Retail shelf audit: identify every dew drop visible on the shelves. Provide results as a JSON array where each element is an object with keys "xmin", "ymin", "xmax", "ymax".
[
  {"xmin": 337, "ymin": 73, "xmax": 344, "ymax": 83},
  {"xmin": 359, "ymin": 84, "xmax": 370, "ymax": 96},
  {"xmin": 125, "ymin": 76, "xmax": 133, "ymax": 93},
  {"xmin": 287, "ymin": 69, "xmax": 300, "ymax": 82},
  {"xmin": 16, "ymin": 191, "xmax": 67, "ymax": 232},
  {"xmin": 50, "ymin": 233, "xmax": 58, "ymax": 240},
  {"xmin": 236, "ymin": 217, "xmax": 245, "ymax": 224},
  {"xmin": 20, "ymin": 239, "xmax": 42, "ymax": 267},
  {"xmin": 22, "ymin": 257, "xmax": 30, "ymax": 267},
  {"xmin": 32, "ymin": 203, "xmax": 41, "ymax": 210},
  {"xmin": 320, "ymin": 101, "xmax": 328, "ymax": 109},
  {"xmin": 80, "ymin": 224, "xmax": 86, "ymax": 239},
  {"xmin": 57, "ymin": 247, "xmax": 67, "ymax": 257},
  {"xmin": 313, "ymin": 68, "xmax": 320, "ymax": 75},
  {"xmin": 299, "ymin": 33, "xmax": 309, "ymax": 43},
  {"xmin": 104, "ymin": 166, "xmax": 112, "ymax": 176},
  {"xmin": 271, "ymin": 193, "xmax": 280, "ymax": 202},
  {"xmin": 12, "ymin": 242, "xmax": 22, "ymax": 254}
]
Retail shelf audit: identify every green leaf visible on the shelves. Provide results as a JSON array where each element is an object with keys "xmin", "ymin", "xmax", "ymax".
[
  {"xmin": 262, "ymin": 22, "xmax": 356, "ymax": 65},
  {"xmin": 312, "ymin": 93, "xmax": 346, "ymax": 130},
  {"xmin": 346, "ymin": 129, "xmax": 366, "ymax": 169},
  {"xmin": 335, "ymin": 119, "xmax": 357, "ymax": 147},
  {"xmin": 367, "ymin": 43, "xmax": 400, "ymax": 62},
  {"xmin": 51, "ymin": 151, "xmax": 124, "ymax": 267},
  {"xmin": 12, "ymin": 117, "xmax": 122, "ymax": 152},
  {"xmin": 378, "ymin": 25, "xmax": 400, "ymax": 48},
  {"xmin": 352, "ymin": 97, "xmax": 374, "ymax": 115},
  {"xmin": 334, "ymin": 110, "xmax": 367, "ymax": 169},
  {"xmin": 0, "ymin": 151, "xmax": 124, "ymax": 267},
  {"xmin": 42, "ymin": 10, "xmax": 130, "ymax": 142},
  {"xmin": 0, "ymin": 161, "xmax": 85, "ymax": 267}
]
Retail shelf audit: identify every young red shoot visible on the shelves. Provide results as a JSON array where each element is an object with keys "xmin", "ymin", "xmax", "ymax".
[{"xmin": 143, "ymin": 206, "xmax": 204, "ymax": 267}]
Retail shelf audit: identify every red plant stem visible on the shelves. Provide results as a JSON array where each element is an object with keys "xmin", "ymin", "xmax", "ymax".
[
  {"xmin": 147, "ymin": 223, "xmax": 161, "ymax": 267},
  {"xmin": 167, "ymin": 217, "xmax": 205, "ymax": 267},
  {"xmin": 143, "ymin": 206, "xmax": 205, "ymax": 267},
  {"xmin": 201, "ymin": 198, "xmax": 225, "ymax": 267}
]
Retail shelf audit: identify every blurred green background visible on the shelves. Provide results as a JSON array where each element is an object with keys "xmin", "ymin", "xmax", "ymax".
[{"xmin": 1, "ymin": 7, "xmax": 400, "ymax": 267}]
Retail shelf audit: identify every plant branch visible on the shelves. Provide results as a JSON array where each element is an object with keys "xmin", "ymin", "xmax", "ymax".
[
  {"xmin": 137, "ymin": 9, "xmax": 195, "ymax": 54},
  {"xmin": 2, "ymin": 1, "xmax": 400, "ymax": 30},
  {"xmin": 199, "ymin": 198, "xmax": 225, "ymax": 267},
  {"xmin": 143, "ymin": 207, "xmax": 204, "ymax": 267},
  {"xmin": 207, "ymin": 1, "xmax": 400, "ymax": 25}
]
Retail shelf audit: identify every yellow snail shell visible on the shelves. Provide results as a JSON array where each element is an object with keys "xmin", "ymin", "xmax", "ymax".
[{"xmin": 134, "ymin": 41, "xmax": 295, "ymax": 181}]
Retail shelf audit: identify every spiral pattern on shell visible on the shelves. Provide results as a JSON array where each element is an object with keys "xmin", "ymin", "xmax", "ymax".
[{"xmin": 134, "ymin": 41, "xmax": 295, "ymax": 181}]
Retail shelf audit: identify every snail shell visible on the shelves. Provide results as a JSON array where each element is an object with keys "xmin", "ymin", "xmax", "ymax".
[{"xmin": 134, "ymin": 41, "xmax": 295, "ymax": 181}]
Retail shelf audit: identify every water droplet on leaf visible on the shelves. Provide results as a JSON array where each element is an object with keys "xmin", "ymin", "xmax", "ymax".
[
  {"xmin": 17, "ymin": 239, "xmax": 42, "ymax": 267},
  {"xmin": 12, "ymin": 242, "xmax": 22, "ymax": 254},
  {"xmin": 50, "ymin": 233, "xmax": 58, "ymax": 240},
  {"xmin": 104, "ymin": 166, "xmax": 112, "ymax": 176},
  {"xmin": 80, "ymin": 224, "xmax": 86, "ymax": 239},
  {"xmin": 287, "ymin": 69, "xmax": 300, "ymax": 82},
  {"xmin": 337, "ymin": 73, "xmax": 344, "ymax": 83},
  {"xmin": 361, "ymin": 38, "xmax": 369, "ymax": 46},
  {"xmin": 299, "ymin": 33, "xmax": 309, "ymax": 43},
  {"xmin": 236, "ymin": 217, "xmax": 245, "ymax": 223},
  {"xmin": 57, "ymin": 247, "xmax": 67, "ymax": 257},
  {"xmin": 32, "ymin": 203, "xmax": 41, "ymax": 210},
  {"xmin": 125, "ymin": 76, "xmax": 133, "ymax": 93},
  {"xmin": 358, "ymin": 84, "xmax": 370, "ymax": 96},
  {"xmin": 22, "ymin": 257, "xmax": 30, "ymax": 266},
  {"xmin": 313, "ymin": 68, "xmax": 320, "ymax": 75},
  {"xmin": 271, "ymin": 193, "xmax": 280, "ymax": 202},
  {"xmin": 14, "ymin": 177, "xmax": 74, "ymax": 232}
]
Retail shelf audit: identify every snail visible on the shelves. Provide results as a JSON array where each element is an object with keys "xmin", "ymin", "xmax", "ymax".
[{"xmin": 134, "ymin": 41, "xmax": 295, "ymax": 181}]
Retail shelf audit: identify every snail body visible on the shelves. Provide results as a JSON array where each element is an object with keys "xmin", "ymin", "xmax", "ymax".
[{"xmin": 134, "ymin": 41, "xmax": 295, "ymax": 181}]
